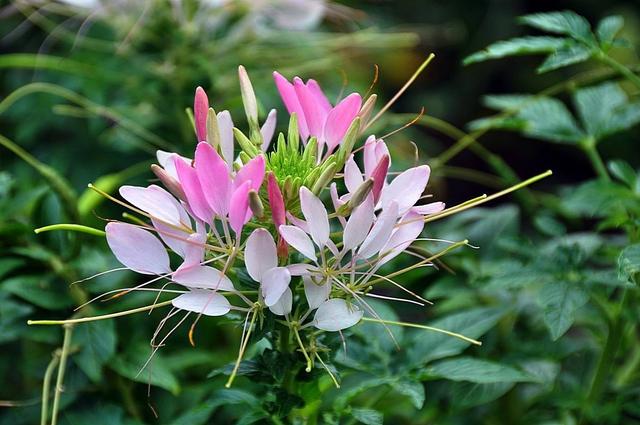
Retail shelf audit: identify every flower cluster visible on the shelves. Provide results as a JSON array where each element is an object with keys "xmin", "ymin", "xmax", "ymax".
[{"xmin": 100, "ymin": 66, "xmax": 450, "ymax": 385}]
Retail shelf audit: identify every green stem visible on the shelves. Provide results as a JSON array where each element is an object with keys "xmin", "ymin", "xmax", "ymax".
[
  {"xmin": 34, "ymin": 224, "xmax": 106, "ymax": 237},
  {"xmin": 50, "ymin": 324, "xmax": 74, "ymax": 425},
  {"xmin": 582, "ymin": 143, "xmax": 611, "ymax": 181},
  {"xmin": 599, "ymin": 55, "xmax": 640, "ymax": 90},
  {"xmin": 582, "ymin": 289, "xmax": 630, "ymax": 422},
  {"xmin": 28, "ymin": 300, "xmax": 173, "ymax": 326},
  {"xmin": 41, "ymin": 352, "xmax": 60, "ymax": 425}
]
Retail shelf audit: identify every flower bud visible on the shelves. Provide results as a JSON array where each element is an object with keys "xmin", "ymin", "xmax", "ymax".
[
  {"xmin": 337, "ymin": 178, "xmax": 373, "ymax": 216},
  {"xmin": 194, "ymin": 86, "xmax": 209, "ymax": 142},
  {"xmin": 151, "ymin": 164, "xmax": 186, "ymax": 201},
  {"xmin": 358, "ymin": 94, "xmax": 377, "ymax": 133},
  {"xmin": 238, "ymin": 65, "xmax": 259, "ymax": 128},
  {"xmin": 311, "ymin": 162, "xmax": 337, "ymax": 195},
  {"xmin": 267, "ymin": 173, "xmax": 285, "ymax": 229},
  {"xmin": 248, "ymin": 189, "xmax": 264, "ymax": 219},
  {"xmin": 206, "ymin": 107, "xmax": 220, "ymax": 148},
  {"xmin": 370, "ymin": 154, "xmax": 389, "ymax": 204}
]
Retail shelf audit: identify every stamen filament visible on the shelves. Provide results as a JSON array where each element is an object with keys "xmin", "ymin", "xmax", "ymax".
[
  {"xmin": 28, "ymin": 300, "xmax": 174, "ymax": 325},
  {"xmin": 361, "ymin": 317, "xmax": 481, "ymax": 346}
]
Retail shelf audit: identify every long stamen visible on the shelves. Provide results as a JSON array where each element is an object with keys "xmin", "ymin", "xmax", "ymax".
[
  {"xmin": 315, "ymin": 353, "xmax": 340, "ymax": 389},
  {"xmin": 226, "ymin": 307, "xmax": 258, "ymax": 388},
  {"xmin": 361, "ymin": 317, "xmax": 481, "ymax": 346}
]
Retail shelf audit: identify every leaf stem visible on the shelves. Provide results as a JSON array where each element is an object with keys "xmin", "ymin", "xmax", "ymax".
[
  {"xmin": 582, "ymin": 142, "xmax": 611, "ymax": 181},
  {"xmin": 50, "ymin": 324, "xmax": 74, "ymax": 425},
  {"xmin": 41, "ymin": 351, "xmax": 60, "ymax": 425},
  {"xmin": 599, "ymin": 54, "xmax": 640, "ymax": 89}
]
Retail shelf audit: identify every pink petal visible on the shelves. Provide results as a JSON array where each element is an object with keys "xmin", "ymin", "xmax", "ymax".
[
  {"xmin": 245, "ymin": 229, "xmax": 278, "ymax": 282},
  {"xmin": 156, "ymin": 150, "xmax": 190, "ymax": 180},
  {"xmin": 306, "ymin": 79, "xmax": 332, "ymax": 114},
  {"xmin": 323, "ymin": 93, "xmax": 362, "ymax": 153},
  {"xmin": 174, "ymin": 157, "xmax": 214, "ymax": 223},
  {"xmin": 269, "ymin": 287, "xmax": 292, "ymax": 316},
  {"xmin": 379, "ymin": 211, "xmax": 424, "ymax": 266},
  {"xmin": 267, "ymin": 174, "xmax": 286, "ymax": 230},
  {"xmin": 235, "ymin": 155, "xmax": 265, "ymax": 192},
  {"xmin": 303, "ymin": 275, "xmax": 330, "ymax": 310},
  {"xmin": 194, "ymin": 87, "xmax": 209, "ymax": 142},
  {"xmin": 105, "ymin": 222, "xmax": 170, "ymax": 275},
  {"xmin": 299, "ymin": 187, "xmax": 329, "ymax": 247},
  {"xmin": 217, "ymin": 110, "xmax": 235, "ymax": 170},
  {"xmin": 261, "ymin": 109, "xmax": 278, "ymax": 151},
  {"xmin": 228, "ymin": 181, "xmax": 252, "ymax": 234},
  {"xmin": 363, "ymin": 137, "xmax": 389, "ymax": 177},
  {"xmin": 119, "ymin": 185, "xmax": 182, "ymax": 226},
  {"xmin": 273, "ymin": 72, "xmax": 309, "ymax": 140},
  {"xmin": 151, "ymin": 200, "xmax": 194, "ymax": 258},
  {"xmin": 287, "ymin": 263, "xmax": 314, "ymax": 276},
  {"xmin": 370, "ymin": 155, "xmax": 390, "ymax": 205},
  {"xmin": 380, "ymin": 165, "xmax": 431, "ymax": 215},
  {"xmin": 173, "ymin": 265, "xmax": 234, "ymax": 291},
  {"xmin": 286, "ymin": 212, "xmax": 309, "ymax": 233},
  {"xmin": 343, "ymin": 195, "xmax": 374, "ymax": 251},
  {"xmin": 314, "ymin": 299, "xmax": 363, "ymax": 331},
  {"xmin": 172, "ymin": 290, "xmax": 230, "ymax": 316},
  {"xmin": 261, "ymin": 267, "xmax": 291, "ymax": 306},
  {"xmin": 329, "ymin": 182, "xmax": 346, "ymax": 227},
  {"xmin": 178, "ymin": 232, "xmax": 206, "ymax": 267},
  {"xmin": 294, "ymin": 77, "xmax": 325, "ymax": 140},
  {"xmin": 195, "ymin": 142, "xmax": 231, "ymax": 216},
  {"xmin": 344, "ymin": 155, "xmax": 364, "ymax": 193},
  {"xmin": 279, "ymin": 225, "xmax": 317, "ymax": 261},
  {"xmin": 358, "ymin": 201, "xmax": 399, "ymax": 259}
]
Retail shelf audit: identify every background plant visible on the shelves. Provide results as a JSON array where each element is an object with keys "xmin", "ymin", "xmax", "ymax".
[{"xmin": 1, "ymin": 2, "xmax": 639, "ymax": 424}]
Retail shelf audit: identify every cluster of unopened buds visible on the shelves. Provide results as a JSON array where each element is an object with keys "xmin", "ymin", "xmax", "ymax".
[{"xmin": 66, "ymin": 62, "xmax": 511, "ymax": 387}]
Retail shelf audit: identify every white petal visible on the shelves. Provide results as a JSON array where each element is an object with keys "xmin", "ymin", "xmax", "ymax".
[
  {"xmin": 358, "ymin": 201, "xmax": 399, "ymax": 259},
  {"xmin": 286, "ymin": 211, "xmax": 309, "ymax": 233},
  {"xmin": 178, "ymin": 232, "xmax": 206, "ymax": 268},
  {"xmin": 172, "ymin": 265, "xmax": 235, "ymax": 291},
  {"xmin": 344, "ymin": 155, "xmax": 364, "ymax": 193},
  {"xmin": 151, "ymin": 199, "xmax": 193, "ymax": 258},
  {"xmin": 314, "ymin": 299, "xmax": 363, "ymax": 331},
  {"xmin": 261, "ymin": 267, "xmax": 291, "ymax": 306},
  {"xmin": 303, "ymin": 275, "xmax": 330, "ymax": 310},
  {"xmin": 287, "ymin": 263, "xmax": 314, "ymax": 276},
  {"xmin": 260, "ymin": 109, "xmax": 278, "ymax": 152},
  {"xmin": 172, "ymin": 290, "xmax": 231, "ymax": 316},
  {"xmin": 380, "ymin": 165, "xmax": 430, "ymax": 215},
  {"xmin": 379, "ymin": 211, "xmax": 424, "ymax": 266},
  {"xmin": 217, "ymin": 110, "xmax": 235, "ymax": 170},
  {"xmin": 412, "ymin": 201, "xmax": 445, "ymax": 215},
  {"xmin": 269, "ymin": 287, "xmax": 292, "ymax": 316},
  {"xmin": 105, "ymin": 222, "xmax": 170, "ymax": 275},
  {"xmin": 279, "ymin": 225, "xmax": 317, "ymax": 261},
  {"xmin": 245, "ymin": 229, "xmax": 277, "ymax": 282},
  {"xmin": 343, "ymin": 195, "xmax": 374, "ymax": 251},
  {"xmin": 299, "ymin": 187, "xmax": 329, "ymax": 247},
  {"xmin": 157, "ymin": 151, "xmax": 190, "ymax": 179},
  {"xmin": 120, "ymin": 185, "xmax": 182, "ymax": 226}
]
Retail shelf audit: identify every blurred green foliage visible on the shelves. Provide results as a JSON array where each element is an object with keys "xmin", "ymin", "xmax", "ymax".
[{"xmin": 1, "ymin": 1, "xmax": 640, "ymax": 424}]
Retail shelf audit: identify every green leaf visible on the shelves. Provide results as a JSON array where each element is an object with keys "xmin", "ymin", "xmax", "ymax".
[
  {"xmin": 574, "ymin": 82, "xmax": 638, "ymax": 140},
  {"xmin": 390, "ymin": 380, "xmax": 425, "ymax": 409},
  {"xmin": 425, "ymin": 357, "xmax": 537, "ymax": 383},
  {"xmin": 597, "ymin": 15, "xmax": 624, "ymax": 47},
  {"xmin": 406, "ymin": 307, "xmax": 506, "ymax": 366},
  {"xmin": 618, "ymin": 244, "xmax": 640, "ymax": 284},
  {"xmin": 537, "ymin": 43, "xmax": 592, "ymax": 73},
  {"xmin": 166, "ymin": 389, "xmax": 259, "ymax": 425},
  {"xmin": 3, "ymin": 276, "xmax": 75, "ymax": 310},
  {"xmin": 109, "ymin": 344, "xmax": 180, "ymax": 394},
  {"xmin": 538, "ymin": 281, "xmax": 589, "ymax": 340},
  {"xmin": 464, "ymin": 36, "xmax": 567, "ymax": 65},
  {"xmin": 518, "ymin": 97, "xmax": 584, "ymax": 143},
  {"xmin": 608, "ymin": 160, "xmax": 637, "ymax": 189},
  {"xmin": 563, "ymin": 179, "xmax": 636, "ymax": 218},
  {"xmin": 451, "ymin": 381, "xmax": 514, "ymax": 408},
  {"xmin": 519, "ymin": 11, "xmax": 594, "ymax": 44},
  {"xmin": 73, "ymin": 320, "xmax": 117, "ymax": 382},
  {"xmin": 350, "ymin": 408, "xmax": 383, "ymax": 425},
  {"xmin": 0, "ymin": 258, "xmax": 24, "ymax": 279},
  {"xmin": 483, "ymin": 94, "xmax": 534, "ymax": 110}
]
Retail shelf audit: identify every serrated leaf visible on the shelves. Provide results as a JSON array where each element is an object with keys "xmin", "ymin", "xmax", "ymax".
[
  {"xmin": 574, "ymin": 82, "xmax": 638, "ymax": 140},
  {"xmin": 350, "ymin": 408, "xmax": 383, "ymax": 425},
  {"xmin": 3, "ymin": 276, "xmax": 75, "ymax": 310},
  {"xmin": 538, "ymin": 281, "xmax": 589, "ymax": 340},
  {"xmin": 451, "ymin": 381, "xmax": 514, "ymax": 408},
  {"xmin": 519, "ymin": 11, "xmax": 594, "ymax": 44},
  {"xmin": 406, "ymin": 307, "xmax": 506, "ymax": 367},
  {"xmin": 608, "ymin": 160, "xmax": 637, "ymax": 189},
  {"xmin": 425, "ymin": 357, "xmax": 537, "ymax": 383},
  {"xmin": 563, "ymin": 179, "xmax": 636, "ymax": 218},
  {"xmin": 109, "ymin": 344, "xmax": 180, "ymax": 394},
  {"xmin": 519, "ymin": 97, "xmax": 584, "ymax": 143},
  {"xmin": 483, "ymin": 94, "xmax": 534, "ymax": 110},
  {"xmin": 73, "ymin": 320, "xmax": 117, "ymax": 382},
  {"xmin": 464, "ymin": 36, "xmax": 567, "ymax": 65},
  {"xmin": 597, "ymin": 15, "xmax": 624, "ymax": 47},
  {"xmin": 537, "ymin": 43, "xmax": 592, "ymax": 73},
  {"xmin": 618, "ymin": 244, "xmax": 640, "ymax": 284},
  {"xmin": 390, "ymin": 380, "xmax": 425, "ymax": 409}
]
